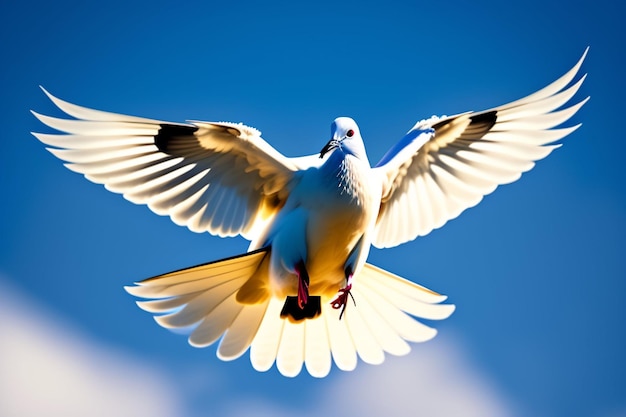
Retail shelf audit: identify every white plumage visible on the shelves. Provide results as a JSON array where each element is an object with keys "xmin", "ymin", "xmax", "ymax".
[{"xmin": 32, "ymin": 49, "xmax": 588, "ymax": 377}]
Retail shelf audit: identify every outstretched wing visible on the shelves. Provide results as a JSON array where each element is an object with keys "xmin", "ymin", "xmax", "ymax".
[
  {"xmin": 372, "ymin": 48, "xmax": 589, "ymax": 248},
  {"xmin": 32, "ymin": 88, "xmax": 300, "ymax": 239}
]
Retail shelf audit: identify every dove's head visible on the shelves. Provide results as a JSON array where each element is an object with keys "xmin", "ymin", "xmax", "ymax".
[{"xmin": 320, "ymin": 117, "xmax": 369, "ymax": 162}]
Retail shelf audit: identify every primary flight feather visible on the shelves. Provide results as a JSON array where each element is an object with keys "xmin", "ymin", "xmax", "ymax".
[{"xmin": 32, "ymin": 49, "xmax": 588, "ymax": 378}]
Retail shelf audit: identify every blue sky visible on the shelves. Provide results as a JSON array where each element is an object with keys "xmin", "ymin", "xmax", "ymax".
[{"xmin": 1, "ymin": 1, "xmax": 625, "ymax": 416}]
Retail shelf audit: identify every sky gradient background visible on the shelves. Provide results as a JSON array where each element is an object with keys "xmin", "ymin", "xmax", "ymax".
[{"xmin": 1, "ymin": 1, "xmax": 625, "ymax": 416}]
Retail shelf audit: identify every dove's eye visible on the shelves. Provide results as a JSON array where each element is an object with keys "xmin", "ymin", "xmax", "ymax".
[{"xmin": 346, "ymin": 129, "xmax": 354, "ymax": 137}]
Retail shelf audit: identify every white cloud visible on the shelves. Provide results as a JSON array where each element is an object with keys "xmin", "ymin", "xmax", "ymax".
[
  {"xmin": 223, "ymin": 334, "xmax": 518, "ymax": 417},
  {"xmin": 319, "ymin": 336, "xmax": 517, "ymax": 417},
  {"xmin": 0, "ymin": 279, "xmax": 185, "ymax": 417},
  {"xmin": 0, "ymin": 276, "xmax": 518, "ymax": 417}
]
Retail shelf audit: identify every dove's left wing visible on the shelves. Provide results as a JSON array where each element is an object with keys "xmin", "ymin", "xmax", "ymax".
[
  {"xmin": 32, "ymin": 88, "xmax": 301, "ymax": 240},
  {"xmin": 372, "ymin": 49, "xmax": 589, "ymax": 249}
]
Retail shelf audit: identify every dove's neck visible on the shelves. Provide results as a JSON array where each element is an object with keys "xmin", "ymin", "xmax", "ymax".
[
  {"xmin": 321, "ymin": 150, "xmax": 371, "ymax": 205},
  {"xmin": 341, "ymin": 138, "xmax": 370, "ymax": 163}
]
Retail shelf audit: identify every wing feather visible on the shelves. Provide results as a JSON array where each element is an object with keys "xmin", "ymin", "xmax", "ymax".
[
  {"xmin": 373, "ymin": 49, "xmax": 588, "ymax": 248},
  {"xmin": 32, "ymin": 88, "xmax": 300, "ymax": 240}
]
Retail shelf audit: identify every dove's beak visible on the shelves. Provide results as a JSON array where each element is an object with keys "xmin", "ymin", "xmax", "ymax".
[{"xmin": 319, "ymin": 138, "xmax": 340, "ymax": 158}]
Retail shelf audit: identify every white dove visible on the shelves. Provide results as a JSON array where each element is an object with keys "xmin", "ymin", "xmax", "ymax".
[{"xmin": 32, "ymin": 49, "xmax": 588, "ymax": 378}]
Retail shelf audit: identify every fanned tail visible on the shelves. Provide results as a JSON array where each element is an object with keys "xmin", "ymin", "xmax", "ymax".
[
  {"xmin": 249, "ymin": 263, "xmax": 455, "ymax": 378},
  {"xmin": 126, "ymin": 256, "xmax": 455, "ymax": 377},
  {"xmin": 124, "ymin": 248, "xmax": 271, "ymax": 361}
]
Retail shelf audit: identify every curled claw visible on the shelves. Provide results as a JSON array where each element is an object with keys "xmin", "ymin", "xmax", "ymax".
[{"xmin": 331, "ymin": 283, "xmax": 356, "ymax": 320}]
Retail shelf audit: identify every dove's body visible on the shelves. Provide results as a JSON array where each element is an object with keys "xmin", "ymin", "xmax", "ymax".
[
  {"xmin": 253, "ymin": 141, "xmax": 380, "ymax": 301},
  {"xmin": 32, "ymin": 49, "xmax": 588, "ymax": 378}
]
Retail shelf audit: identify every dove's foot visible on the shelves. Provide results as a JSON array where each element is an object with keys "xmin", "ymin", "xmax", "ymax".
[
  {"xmin": 280, "ymin": 296, "xmax": 321, "ymax": 322},
  {"xmin": 278, "ymin": 261, "xmax": 321, "ymax": 323},
  {"xmin": 331, "ymin": 279, "xmax": 355, "ymax": 320},
  {"xmin": 295, "ymin": 261, "xmax": 310, "ymax": 309}
]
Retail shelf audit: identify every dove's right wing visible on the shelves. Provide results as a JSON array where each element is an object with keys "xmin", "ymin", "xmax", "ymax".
[
  {"xmin": 32, "ymin": 88, "xmax": 304, "ymax": 240},
  {"xmin": 372, "ymin": 49, "xmax": 589, "ymax": 249}
]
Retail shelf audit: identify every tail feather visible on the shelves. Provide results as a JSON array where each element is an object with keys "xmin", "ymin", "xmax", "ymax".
[
  {"xmin": 344, "ymin": 300, "xmax": 386, "ymax": 365},
  {"xmin": 124, "ymin": 249, "xmax": 270, "ymax": 356},
  {"xmin": 362, "ymin": 279, "xmax": 453, "ymax": 320},
  {"xmin": 303, "ymin": 315, "xmax": 332, "ymax": 378},
  {"xmin": 154, "ymin": 278, "xmax": 247, "ymax": 329},
  {"xmin": 360, "ymin": 263, "xmax": 449, "ymax": 303},
  {"xmin": 125, "ymin": 258, "xmax": 455, "ymax": 378},
  {"xmin": 218, "ymin": 302, "xmax": 268, "ymax": 361},
  {"xmin": 250, "ymin": 298, "xmax": 286, "ymax": 372},
  {"xmin": 275, "ymin": 318, "xmax": 306, "ymax": 377},
  {"xmin": 355, "ymin": 277, "xmax": 439, "ymax": 342},
  {"xmin": 323, "ymin": 305, "xmax": 358, "ymax": 372},
  {"xmin": 135, "ymin": 292, "xmax": 202, "ymax": 314},
  {"xmin": 125, "ymin": 249, "xmax": 268, "ymax": 298},
  {"xmin": 189, "ymin": 293, "xmax": 246, "ymax": 347},
  {"xmin": 348, "ymin": 288, "xmax": 411, "ymax": 357}
]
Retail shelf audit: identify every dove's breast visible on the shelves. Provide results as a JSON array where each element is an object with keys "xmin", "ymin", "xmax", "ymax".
[
  {"xmin": 296, "ymin": 153, "xmax": 381, "ymax": 296},
  {"xmin": 257, "ymin": 152, "xmax": 381, "ymax": 299}
]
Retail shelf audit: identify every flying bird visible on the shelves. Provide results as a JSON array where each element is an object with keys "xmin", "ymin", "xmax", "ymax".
[{"xmin": 32, "ymin": 49, "xmax": 588, "ymax": 378}]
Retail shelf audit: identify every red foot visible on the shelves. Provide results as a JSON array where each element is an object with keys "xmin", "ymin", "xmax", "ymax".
[
  {"xmin": 331, "ymin": 282, "xmax": 355, "ymax": 320},
  {"xmin": 296, "ymin": 262, "xmax": 309, "ymax": 309}
]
